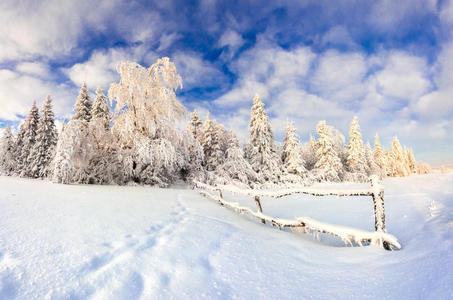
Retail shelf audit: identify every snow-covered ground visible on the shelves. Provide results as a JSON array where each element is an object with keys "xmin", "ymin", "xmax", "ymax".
[{"xmin": 0, "ymin": 174, "xmax": 452, "ymax": 299}]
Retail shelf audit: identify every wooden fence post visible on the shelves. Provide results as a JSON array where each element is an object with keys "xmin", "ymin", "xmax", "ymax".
[
  {"xmin": 254, "ymin": 196, "xmax": 266, "ymax": 224},
  {"xmin": 370, "ymin": 176, "xmax": 390, "ymax": 250}
]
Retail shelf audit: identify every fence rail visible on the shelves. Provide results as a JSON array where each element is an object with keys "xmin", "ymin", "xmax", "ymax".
[{"xmin": 195, "ymin": 176, "xmax": 400, "ymax": 251}]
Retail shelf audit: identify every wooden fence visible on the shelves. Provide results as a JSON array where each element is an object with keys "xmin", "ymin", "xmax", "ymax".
[{"xmin": 195, "ymin": 176, "xmax": 400, "ymax": 251}]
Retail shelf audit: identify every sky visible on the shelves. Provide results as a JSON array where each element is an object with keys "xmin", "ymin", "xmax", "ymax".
[{"xmin": 0, "ymin": 0, "xmax": 452, "ymax": 166}]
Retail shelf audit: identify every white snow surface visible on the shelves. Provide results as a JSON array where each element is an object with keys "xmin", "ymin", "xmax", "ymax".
[{"xmin": 1, "ymin": 173, "xmax": 452, "ymax": 299}]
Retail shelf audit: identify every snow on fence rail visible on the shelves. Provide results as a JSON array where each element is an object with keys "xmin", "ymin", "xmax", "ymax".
[{"xmin": 195, "ymin": 175, "xmax": 401, "ymax": 251}]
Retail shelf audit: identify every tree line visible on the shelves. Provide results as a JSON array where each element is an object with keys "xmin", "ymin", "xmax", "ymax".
[{"xmin": 0, "ymin": 57, "xmax": 431, "ymax": 188}]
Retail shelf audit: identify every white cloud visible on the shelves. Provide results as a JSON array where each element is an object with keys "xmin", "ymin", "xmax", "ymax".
[
  {"xmin": 64, "ymin": 46, "xmax": 157, "ymax": 90},
  {"xmin": 215, "ymin": 42, "xmax": 315, "ymax": 107},
  {"xmin": 16, "ymin": 62, "xmax": 51, "ymax": 79},
  {"xmin": 172, "ymin": 52, "xmax": 227, "ymax": 89},
  {"xmin": 320, "ymin": 26, "xmax": 357, "ymax": 49},
  {"xmin": 374, "ymin": 51, "xmax": 431, "ymax": 101},
  {"xmin": 0, "ymin": 69, "xmax": 75, "ymax": 122},
  {"xmin": 0, "ymin": 1, "xmax": 118, "ymax": 61},
  {"xmin": 311, "ymin": 50, "xmax": 367, "ymax": 104}
]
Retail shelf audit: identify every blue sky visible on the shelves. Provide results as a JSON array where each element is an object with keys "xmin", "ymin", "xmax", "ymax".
[{"xmin": 0, "ymin": 0, "xmax": 452, "ymax": 165}]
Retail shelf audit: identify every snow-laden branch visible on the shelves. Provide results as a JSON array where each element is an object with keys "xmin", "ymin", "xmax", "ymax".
[{"xmin": 198, "ymin": 189, "xmax": 401, "ymax": 250}]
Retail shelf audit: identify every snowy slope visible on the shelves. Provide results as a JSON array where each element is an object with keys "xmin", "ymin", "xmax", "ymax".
[{"xmin": 0, "ymin": 174, "xmax": 452, "ymax": 299}]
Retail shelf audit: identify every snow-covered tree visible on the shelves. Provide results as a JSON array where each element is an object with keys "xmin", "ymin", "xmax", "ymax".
[
  {"xmin": 248, "ymin": 94, "xmax": 281, "ymax": 183},
  {"xmin": 388, "ymin": 136, "xmax": 410, "ymax": 177},
  {"xmin": 91, "ymin": 87, "xmax": 110, "ymax": 131},
  {"xmin": 188, "ymin": 109, "xmax": 203, "ymax": 142},
  {"xmin": 108, "ymin": 58, "xmax": 192, "ymax": 186},
  {"xmin": 72, "ymin": 83, "xmax": 92, "ymax": 122},
  {"xmin": 52, "ymin": 120, "xmax": 94, "ymax": 184},
  {"xmin": 416, "ymin": 162, "xmax": 431, "ymax": 174},
  {"xmin": 200, "ymin": 113, "xmax": 223, "ymax": 171},
  {"xmin": 314, "ymin": 120, "xmax": 343, "ymax": 182},
  {"xmin": 346, "ymin": 116, "xmax": 368, "ymax": 181},
  {"xmin": 365, "ymin": 142, "xmax": 380, "ymax": 176},
  {"xmin": 215, "ymin": 130, "xmax": 259, "ymax": 186},
  {"xmin": 281, "ymin": 122, "xmax": 307, "ymax": 176},
  {"xmin": 406, "ymin": 148, "xmax": 417, "ymax": 174},
  {"xmin": 28, "ymin": 96, "xmax": 58, "ymax": 178},
  {"xmin": 373, "ymin": 133, "xmax": 387, "ymax": 176},
  {"xmin": 302, "ymin": 134, "xmax": 317, "ymax": 171},
  {"xmin": 0, "ymin": 126, "xmax": 16, "ymax": 175},
  {"xmin": 15, "ymin": 101, "xmax": 40, "ymax": 176}
]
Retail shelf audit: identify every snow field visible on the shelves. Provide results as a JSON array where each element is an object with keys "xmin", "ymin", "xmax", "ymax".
[{"xmin": 0, "ymin": 173, "xmax": 452, "ymax": 299}]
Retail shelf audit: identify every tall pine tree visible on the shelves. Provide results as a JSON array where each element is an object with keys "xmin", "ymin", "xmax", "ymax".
[
  {"xmin": 0, "ymin": 126, "xmax": 16, "ymax": 175},
  {"xmin": 248, "ymin": 94, "xmax": 281, "ymax": 183},
  {"xmin": 72, "ymin": 83, "xmax": 92, "ymax": 122},
  {"xmin": 388, "ymin": 136, "xmax": 410, "ymax": 177},
  {"xmin": 188, "ymin": 109, "xmax": 203, "ymax": 142},
  {"xmin": 200, "ymin": 113, "xmax": 223, "ymax": 171},
  {"xmin": 28, "ymin": 96, "xmax": 58, "ymax": 178},
  {"xmin": 281, "ymin": 122, "xmax": 307, "ymax": 176},
  {"xmin": 15, "ymin": 101, "xmax": 40, "ymax": 176},
  {"xmin": 373, "ymin": 133, "xmax": 387, "ymax": 176},
  {"xmin": 91, "ymin": 87, "xmax": 110, "ymax": 131},
  {"xmin": 314, "ymin": 120, "xmax": 343, "ymax": 182},
  {"xmin": 346, "ymin": 116, "xmax": 367, "ymax": 181}
]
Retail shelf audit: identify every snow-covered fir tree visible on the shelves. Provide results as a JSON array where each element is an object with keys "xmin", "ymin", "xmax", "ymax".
[
  {"xmin": 0, "ymin": 126, "xmax": 16, "ymax": 175},
  {"xmin": 346, "ymin": 116, "xmax": 368, "ymax": 181},
  {"xmin": 388, "ymin": 136, "xmax": 410, "ymax": 177},
  {"xmin": 365, "ymin": 142, "xmax": 380, "ymax": 176},
  {"xmin": 281, "ymin": 122, "xmax": 307, "ymax": 176},
  {"xmin": 28, "ymin": 96, "xmax": 58, "ymax": 178},
  {"xmin": 15, "ymin": 101, "xmax": 40, "ymax": 177},
  {"xmin": 54, "ymin": 87, "xmax": 99, "ymax": 184},
  {"xmin": 373, "ymin": 133, "xmax": 387, "ymax": 176},
  {"xmin": 52, "ymin": 119, "xmax": 94, "ymax": 184},
  {"xmin": 188, "ymin": 109, "xmax": 203, "ymax": 142},
  {"xmin": 314, "ymin": 120, "xmax": 343, "ymax": 182},
  {"xmin": 91, "ymin": 87, "xmax": 110, "ymax": 131},
  {"xmin": 72, "ymin": 83, "xmax": 92, "ymax": 122},
  {"xmin": 215, "ymin": 130, "xmax": 259, "ymax": 187},
  {"xmin": 406, "ymin": 148, "xmax": 417, "ymax": 174},
  {"xmin": 248, "ymin": 94, "xmax": 281, "ymax": 183},
  {"xmin": 200, "ymin": 113, "xmax": 223, "ymax": 171},
  {"xmin": 85, "ymin": 88, "xmax": 124, "ymax": 184},
  {"xmin": 302, "ymin": 134, "xmax": 318, "ymax": 171}
]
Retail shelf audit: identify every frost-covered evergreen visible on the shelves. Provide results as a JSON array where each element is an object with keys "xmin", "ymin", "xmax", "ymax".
[
  {"xmin": 15, "ymin": 101, "xmax": 40, "ymax": 176},
  {"xmin": 248, "ymin": 94, "xmax": 281, "ymax": 183},
  {"xmin": 0, "ymin": 126, "xmax": 16, "ymax": 175},
  {"xmin": 188, "ymin": 109, "xmax": 203, "ymax": 142},
  {"xmin": 406, "ymin": 148, "xmax": 417, "ymax": 174},
  {"xmin": 72, "ymin": 83, "xmax": 92, "ymax": 122},
  {"xmin": 52, "ymin": 119, "xmax": 94, "ymax": 184},
  {"xmin": 28, "ymin": 96, "xmax": 58, "ymax": 178},
  {"xmin": 346, "ymin": 116, "xmax": 367, "ymax": 181},
  {"xmin": 302, "ymin": 134, "xmax": 318, "ymax": 171},
  {"xmin": 388, "ymin": 136, "xmax": 410, "ymax": 177},
  {"xmin": 314, "ymin": 120, "xmax": 343, "ymax": 182},
  {"xmin": 281, "ymin": 122, "xmax": 307, "ymax": 176},
  {"xmin": 365, "ymin": 142, "xmax": 380, "ymax": 177},
  {"xmin": 215, "ymin": 130, "xmax": 259, "ymax": 186},
  {"xmin": 373, "ymin": 134, "xmax": 387, "ymax": 176},
  {"xmin": 200, "ymin": 113, "xmax": 223, "ymax": 171},
  {"xmin": 91, "ymin": 87, "xmax": 110, "ymax": 131},
  {"xmin": 54, "ymin": 87, "xmax": 97, "ymax": 184}
]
